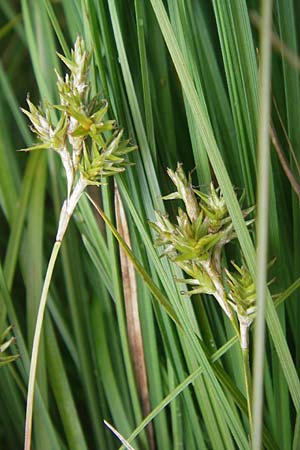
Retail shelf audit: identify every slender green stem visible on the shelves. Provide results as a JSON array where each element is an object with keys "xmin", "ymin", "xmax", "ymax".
[
  {"xmin": 24, "ymin": 178, "xmax": 86, "ymax": 450},
  {"xmin": 242, "ymin": 345, "xmax": 253, "ymax": 441},
  {"xmin": 252, "ymin": 1, "xmax": 273, "ymax": 449},
  {"xmin": 232, "ymin": 317, "xmax": 253, "ymax": 438},
  {"xmin": 24, "ymin": 240, "xmax": 61, "ymax": 450}
]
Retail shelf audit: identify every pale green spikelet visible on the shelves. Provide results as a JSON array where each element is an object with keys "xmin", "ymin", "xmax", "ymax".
[
  {"xmin": 226, "ymin": 262, "xmax": 256, "ymax": 324},
  {"xmin": 225, "ymin": 262, "xmax": 256, "ymax": 349},
  {"xmin": 150, "ymin": 165, "xmax": 254, "ymax": 322}
]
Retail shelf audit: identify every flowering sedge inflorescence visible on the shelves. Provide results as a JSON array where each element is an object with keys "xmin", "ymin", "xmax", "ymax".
[
  {"xmin": 150, "ymin": 163, "xmax": 255, "ymax": 349},
  {"xmin": 21, "ymin": 39, "xmax": 137, "ymax": 450},
  {"xmin": 21, "ymin": 37, "xmax": 136, "ymax": 241}
]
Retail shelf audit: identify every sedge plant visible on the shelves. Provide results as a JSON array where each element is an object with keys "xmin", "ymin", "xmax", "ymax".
[
  {"xmin": 2, "ymin": 1, "xmax": 300, "ymax": 449},
  {"xmin": 21, "ymin": 37, "xmax": 136, "ymax": 450},
  {"xmin": 150, "ymin": 163, "xmax": 256, "ymax": 435}
]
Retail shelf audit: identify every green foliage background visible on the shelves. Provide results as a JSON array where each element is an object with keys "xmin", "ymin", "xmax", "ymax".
[{"xmin": 0, "ymin": 1, "xmax": 300, "ymax": 449}]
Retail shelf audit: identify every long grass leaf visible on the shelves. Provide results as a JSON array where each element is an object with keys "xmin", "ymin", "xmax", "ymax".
[
  {"xmin": 149, "ymin": 0, "xmax": 300, "ymax": 411},
  {"xmin": 252, "ymin": 1, "xmax": 273, "ymax": 449}
]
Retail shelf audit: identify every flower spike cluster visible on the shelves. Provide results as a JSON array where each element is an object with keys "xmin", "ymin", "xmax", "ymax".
[
  {"xmin": 225, "ymin": 262, "xmax": 256, "ymax": 349},
  {"xmin": 21, "ymin": 38, "xmax": 137, "ymax": 450},
  {"xmin": 150, "ymin": 163, "xmax": 255, "ymax": 345},
  {"xmin": 21, "ymin": 37, "xmax": 136, "ymax": 241}
]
